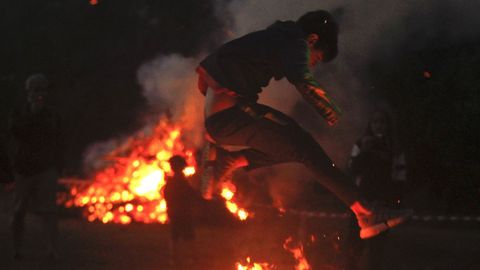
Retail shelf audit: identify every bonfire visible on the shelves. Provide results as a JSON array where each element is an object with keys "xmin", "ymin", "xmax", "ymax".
[{"xmin": 61, "ymin": 116, "xmax": 251, "ymax": 224}]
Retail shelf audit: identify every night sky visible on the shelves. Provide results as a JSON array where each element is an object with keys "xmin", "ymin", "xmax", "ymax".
[{"xmin": 1, "ymin": 0, "xmax": 479, "ymax": 212}]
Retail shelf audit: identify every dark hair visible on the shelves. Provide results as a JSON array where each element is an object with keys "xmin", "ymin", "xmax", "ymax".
[
  {"xmin": 296, "ymin": 10, "xmax": 338, "ymax": 62},
  {"xmin": 25, "ymin": 73, "xmax": 50, "ymax": 92},
  {"xmin": 168, "ymin": 155, "xmax": 187, "ymax": 173}
]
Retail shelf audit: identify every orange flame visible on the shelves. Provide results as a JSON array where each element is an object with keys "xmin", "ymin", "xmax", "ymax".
[
  {"xmin": 62, "ymin": 116, "xmax": 196, "ymax": 224},
  {"xmin": 283, "ymin": 237, "xmax": 311, "ymax": 270},
  {"xmin": 236, "ymin": 257, "xmax": 274, "ymax": 270},
  {"xmin": 220, "ymin": 181, "xmax": 249, "ymax": 221}
]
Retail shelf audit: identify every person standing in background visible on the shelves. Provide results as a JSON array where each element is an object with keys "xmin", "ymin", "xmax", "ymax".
[
  {"xmin": 345, "ymin": 109, "xmax": 408, "ymax": 270},
  {"xmin": 8, "ymin": 73, "xmax": 64, "ymax": 260},
  {"xmin": 164, "ymin": 155, "xmax": 199, "ymax": 267}
]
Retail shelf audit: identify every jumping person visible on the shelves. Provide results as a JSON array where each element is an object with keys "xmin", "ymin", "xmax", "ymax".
[{"xmin": 196, "ymin": 10, "xmax": 411, "ymax": 239}]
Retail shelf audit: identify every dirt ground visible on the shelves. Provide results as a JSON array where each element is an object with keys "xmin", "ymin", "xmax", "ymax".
[{"xmin": 1, "ymin": 191, "xmax": 480, "ymax": 270}]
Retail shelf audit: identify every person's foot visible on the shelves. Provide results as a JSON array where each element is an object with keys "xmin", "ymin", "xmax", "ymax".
[
  {"xmin": 213, "ymin": 148, "xmax": 244, "ymax": 184},
  {"xmin": 200, "ymin": 146, "xmax": 246, "ymax": 199},
  {"xmin": 356, "ymin": 206, "xmax": 413, "ymax": 239}
]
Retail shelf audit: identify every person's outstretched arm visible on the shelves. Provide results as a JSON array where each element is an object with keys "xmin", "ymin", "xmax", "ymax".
[
  {"xmin": 281, "ymin": 39, "xmax": 342, "ymax": 125},
  {"xmin": 294, "ymin": 82, "xmax": 341, "ymax": 125}
]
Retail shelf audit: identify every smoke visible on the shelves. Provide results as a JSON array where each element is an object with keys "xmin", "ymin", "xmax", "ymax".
[
  {"xmin": 82, "ymin": 54, "xmax": 206, "ymax": 172},
  {"xmin": 83, "ymin": 139, "xmax": 121, "ymax": 175},
  {"xmin": 137, "ymin": 54, "xmax": 205, "ymax": 148}
]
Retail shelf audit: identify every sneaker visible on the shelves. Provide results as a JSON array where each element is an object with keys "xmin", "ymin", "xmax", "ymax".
[
  {"xmin": 356, "ymin": 206, "xmax": 413, "ymax": 239},
  {"xmin": 200, "ymin": 145, "xmax": 245, "ymax": 200},
  {"xmin": 213, "ymin": 148, "xmax": 243, "ymax": 184}
]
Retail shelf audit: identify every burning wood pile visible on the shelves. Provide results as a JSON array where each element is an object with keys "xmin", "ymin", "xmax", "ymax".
[
  {"xmin": 60, "ymin": 116, "xmax": 250, "ymax": 224},
  {"xmin": 61, "ymin": 116, "xmax": 198, "ymax": 224}
]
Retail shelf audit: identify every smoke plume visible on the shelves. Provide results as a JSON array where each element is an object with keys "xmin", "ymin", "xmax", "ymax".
[{"xmin": 137, "ymin": 54, "xmax": 205, "ymax": 147}]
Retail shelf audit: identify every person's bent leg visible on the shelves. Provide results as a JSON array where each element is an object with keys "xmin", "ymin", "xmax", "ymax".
[
  {"xmin": 289, "ymin": 130, "xmax": 412, "ymax": 239},
  {"xmin": 199, "ymin": 142, "xmax": 249, "ymax": 199},
  {"xmin": 205, "ymin": 103, "xmax": 360, "ymax": 205},
  {"xmin": 206, "ymin": 103, "xmax": 411, "ymax": 238},
  {"xmin": 209, "ymin": 104, "xmax": 362, "ymax": 206}
]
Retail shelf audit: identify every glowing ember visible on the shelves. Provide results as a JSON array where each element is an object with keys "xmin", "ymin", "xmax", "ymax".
[
  {"xmin": 183, "ymin": 166, "xmax": 196, "ymax": 176},
  {"xmin": 236, "ymin": 257, "xmax": 274, "ymax": 270},
  {"xmin": 220, "ymin": 181, "xmax": 250, "ymax": 221},
  {"xmin": 62, "ymin": 116, "xmax": 196, "ymax": 224},
  {"xmin": 89, "ymin": 0, "xmax": 98, "ymax": 5},
  {"xmin": 283, "ymin": 237, "xmax": 311, "ymax": 270}
]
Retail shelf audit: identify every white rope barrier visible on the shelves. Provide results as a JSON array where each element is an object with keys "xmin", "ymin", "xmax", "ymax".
[{"xmin": 253, "ymin": 204, "xmax": 480, "ymax": 222}]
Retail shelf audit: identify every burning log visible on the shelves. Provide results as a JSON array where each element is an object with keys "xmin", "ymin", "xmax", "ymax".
[{"xmin": 61, "ymin": 115, "xmax": 251, "ymax": 223}]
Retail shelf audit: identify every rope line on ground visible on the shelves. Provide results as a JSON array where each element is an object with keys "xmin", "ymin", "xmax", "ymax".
[{"xmin": 252, "ymin": 204, "xmax": 480, "ymax": 222}]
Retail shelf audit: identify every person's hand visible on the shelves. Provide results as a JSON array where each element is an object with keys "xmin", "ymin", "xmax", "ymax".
[
  {"xmin": 295, "ymin": 83, "xmax": 342, "ymax": 126},
  {"xmin": 308, "ymin": 87, "xmax": 340, "ymax": 126}
]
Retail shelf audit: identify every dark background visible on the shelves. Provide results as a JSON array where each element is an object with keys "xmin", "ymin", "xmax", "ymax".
[
  {"xmin": 0, "ymin": 0, "xmax": 225, "ymax": 171},
  {"xmin": 1, "ymin": 0, "xmax": 479, "ymax": 214}
]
